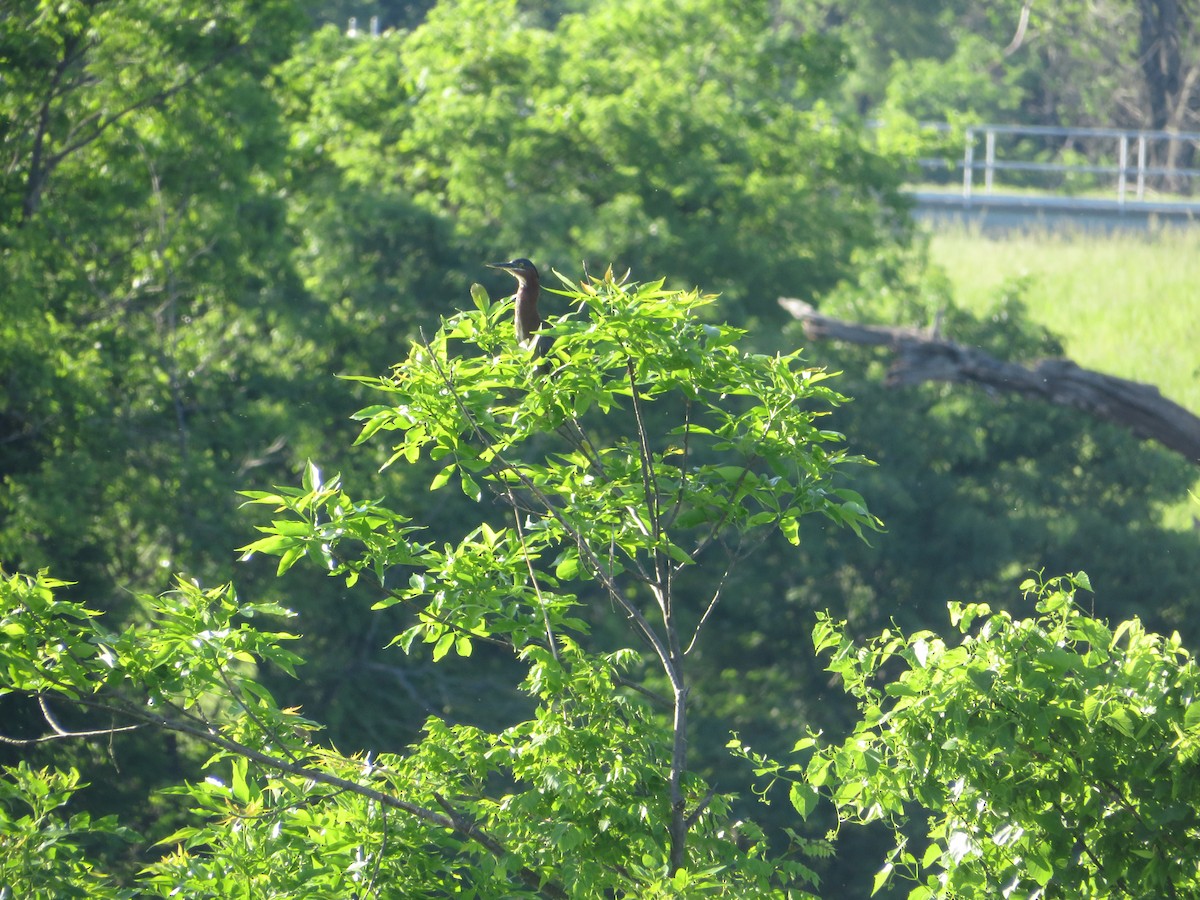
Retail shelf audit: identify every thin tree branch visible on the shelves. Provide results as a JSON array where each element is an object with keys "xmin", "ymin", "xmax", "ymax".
[
  {"xmin": 626, "ymin": 360, "xmax": 664, "ymax": 568},
  {"xmin": 0, "ymin": 697, "xmax": 143, "ymax": 745},
  {"xmin": 59, "ymin": 692, "xmax": 569, "ymax": 900},
  {"xmin": 511, "ymin": 504, "xmax": 560, "ymax": 662},
  {"xmin": 662, "ymin": 396, "xmax": 693, "ymax": 532},
  {"xmin": 683, "ymin": 788, "xmax": 716, "ymax": 830},
  {"xmin": 684, "ymin": 571, "xmax": 728, "ymax": 656},
  {"xmin": 218, "ymin": 667, "xmax": 301, "ymax": 764},
  {"xmin": 20, "ymin": 32, "xmax": 86, "ymax": 222},
  {"xmin": 1003, "ymin": 0, "xmax": 1034, "ymax": 56}
]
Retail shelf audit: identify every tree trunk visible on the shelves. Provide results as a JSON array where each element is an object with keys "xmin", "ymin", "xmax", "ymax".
[{"xmin": 1137, "ymin": 0, "xmax": 1198, "ymax": 188}]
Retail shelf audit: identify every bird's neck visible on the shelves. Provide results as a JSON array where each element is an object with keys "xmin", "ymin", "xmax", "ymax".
[
  {"xmin": 514, "ymin": 278, "xmax": 541, "ymax": 344},
  {"xmin": 515, "ymin": 278, "xmax": 539, "ymax": 312}
]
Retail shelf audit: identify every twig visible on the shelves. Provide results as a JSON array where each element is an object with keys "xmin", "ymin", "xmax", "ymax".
[
  {"xmin": 684, "ymin": 572, "xmax": 728, "ymax": 656},
  {"xmin": 511, "ymin": 505, "xmax": 560, "ymax": 662},
  {"xmin": 0, "ymin": 697, "xmax": 142, "ymax": 744}
]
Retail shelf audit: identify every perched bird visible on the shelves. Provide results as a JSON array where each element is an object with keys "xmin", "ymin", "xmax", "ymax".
[{"xmin": 487, "ymin": 258, "xmax": 546, "ymax": 358}]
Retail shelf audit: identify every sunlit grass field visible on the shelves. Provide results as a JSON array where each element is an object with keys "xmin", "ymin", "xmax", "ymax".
[
  {"xmin": 927, "ymin": 225, "xmax": 1200, "ymax": 526},
  {"xmin": 928, "ymin": 226, "xmax": 1200, "ymax": 416}
]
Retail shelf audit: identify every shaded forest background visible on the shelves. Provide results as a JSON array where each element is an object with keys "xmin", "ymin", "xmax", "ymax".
[{"xmin": 3, "ymin": 0, "xmax": 1199, "ymax": 894}]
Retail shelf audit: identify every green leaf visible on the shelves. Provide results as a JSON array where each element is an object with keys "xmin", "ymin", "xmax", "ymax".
[
  {"xmin": 1184, "ymin": 701, "xmax": 1200, "ymax": 730},
  {"xmin": 779, "ymin": 515, "xmax": 800, "ymax": 545},
  {"xmin": 354, "ymin": 413, "xmax": 391, "ymax": 444},
  {"xmin": 789, "ymin": 782, "xmax": 819, "ymax": 819},
  {"xmin": 303, "ymin": 460, "xmax": 322, "ymax": 493},
  {"xmin": 460, "ymin": 471, "xmax": 482, "ymax": 502},
  {"xmin": 871, "ymin": 862, "xmax": 893, "ymax": 896},
  {"xmin": 1104, "ymin": 708, "xmax": 1137, "ymax": 738},
  {"xmin": 238, "ymin": 534, "xmax": 295, "ymax": 556},
  {"xmin": 1024, "ymin": 847, "xmax": 1054, "ymax": 885},
  {"xmin": 470, "ymin": 283, "xmax": 490, "ymax": 311},
  {"xmin": 230, "ymin": 757, "xmax": 250, "ymax": 804},
  {"xmin": 277, "ymin": 546, "xmax": 306, "ymax": 576},
  {"xmin": 554, "ymin": 555, "xmax": 580, "ymax": 580},
  {"xmin": 430, "ymin": 464, "xmax": 456, "ymax": 491},
  {"xmin": 432, "ymin": 632, "xmax": 455, "ymax": 662}
]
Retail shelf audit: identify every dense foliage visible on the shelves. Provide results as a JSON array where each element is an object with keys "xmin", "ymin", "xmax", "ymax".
[
  {"xmin": 739, "ymin": 572, "xmax": 1200, "ymax": 896},
  {"xmin": 3, "ymin": 0, "xmax": 1199, "ymax": 896},
  {"xmin": 2, "ymin": 274, "xmax": 879, "ymax": 896},
  {"xmin": 0, "ymin": 0, "xmax": 307, "ymax": 600},
  {"xmin": 279, "ymin": 0, "xmax": 908, "ymax": 323},
  {"xmin": 822, "ymin": 0, "xmax": 1200, "ymax": 138}
]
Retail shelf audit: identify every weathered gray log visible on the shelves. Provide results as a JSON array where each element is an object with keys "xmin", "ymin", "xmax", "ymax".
[{"xmin": 778, "ymin": 297, "xmax": 1200, "ymax": 464}]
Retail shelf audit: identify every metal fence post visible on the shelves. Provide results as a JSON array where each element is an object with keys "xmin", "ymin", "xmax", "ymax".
[
  {"xmin": 897, "ymin": 121, "xmax": 1200, "ymax": 210},
  {"xmin": 1136, "ymin": 134, "xmax": 1147, "ymax": 200},
  {"xmin": 963, "ymin": 129, "xmax": 974, "ymax": 200},
  {"xmin": 1118, "ymin": 135, "xmax": 1128, "ymax": 204},
  {"xmin": 985, "ymin": 129, "xmax": 995, "ymax": 193}
]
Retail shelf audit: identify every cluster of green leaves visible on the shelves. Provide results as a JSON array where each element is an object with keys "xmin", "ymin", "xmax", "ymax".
[
  {"xmin": 1, "ymin": 273, "xmax": 878, "ymax": 896},
  {"xmin": 814, "ymin": 0, "xmax": 1200, "ymax": 185},
  {"xmin": 0, "ymin": 761, "xmax": 134, "ymax": 900},
  {"xmin": 815, "ymin": 0, "xmax": 1138, "ymax": 125},
  {"xmin": 741, "ymin": 572, "xmax": 1200, "ymax": 897},
  {"xmin": 278, "ymin": 0, "xmax": 908, "ymax": 321},
  {"xmin": 0, "ymin": 2, "xmax": 913, "ymax": 884},
  {"xmin": 6, "ymin": 0, "xmax": 1199, "ymax": 895},
  {"xmin": 238, "ymin": 269, "xmax": 878, "ymax": 887},
  {"xmin": 800, "ymin": 253, "xmax": 1200, "ymax": 636},
  {"xmin": 672, "ymin": 246, "xmax": 1200, "ymax": 869},
  {"xmin": 0, "ymin": 0, "xmax": 308, "ymax": 601}
]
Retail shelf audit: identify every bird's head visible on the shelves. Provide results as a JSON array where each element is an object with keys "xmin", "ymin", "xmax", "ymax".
[{"xmin": 487, "ymin": 258, "xmax": 539, "ymax": 284}]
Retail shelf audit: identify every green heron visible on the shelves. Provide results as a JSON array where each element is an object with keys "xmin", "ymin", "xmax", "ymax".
[{"xmin": 487, "ymin": 257, "xmax": 546, "ymax": 360}]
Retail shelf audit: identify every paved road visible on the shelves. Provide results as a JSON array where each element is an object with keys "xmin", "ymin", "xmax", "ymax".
[{"xmin": 910, "ymin": 190, "xmax": 1200, "ymax": 233}]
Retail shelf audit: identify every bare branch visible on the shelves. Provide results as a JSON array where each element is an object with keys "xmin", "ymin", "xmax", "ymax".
[
  {"xmin": 684, "ymin": 571, "xmax": 728, "ymax": 656},
  {"xmin": 779, "ymin": 297, "xmax": 1200, "ymax": 464},
  {"xmin": 1004, "ymin": 0, "xmax": 1034, "ymax": 56},
  {"xmin": 0, "ymin": 696, "xmax": 143, "ymax": 744}
]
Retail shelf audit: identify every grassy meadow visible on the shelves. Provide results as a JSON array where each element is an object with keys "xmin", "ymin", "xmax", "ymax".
[
  {"xmin": 927, "ymin": 226, "xmax": 1200, "ymax": 416},
  {"xmin": 927, "ymin": 225, "xmax": 1200, "ymax": 526}
]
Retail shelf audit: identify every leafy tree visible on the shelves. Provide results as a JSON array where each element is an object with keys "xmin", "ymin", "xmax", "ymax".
[
  {"xmin": 0, "ymin": 761, "xmax": 135, "ymax": 900},
  {"xmin": 663, "ymin": 245, "xmax": 1200, "ymax": 896},
  {"xmin": 821, "ymin": 0, "xmax": 1200, "ymax": 181},
  {"xmin": 0, "ymin": 0, "xmax": 391, "ymax": 861},
  {"xmin": 802, "ymin": 256, "xmax": 1200, "ymax": 638},
  {"xmin": 277, "ymin": 0, "xmax": 909, "ymax": 323},
  {"xmin": 0, "ymin": 0, "xmax": 308, "ymax": 601},
  {"xmin": 0, "ymin": 270, "xmax": 878, "ymax": 895},
  {"xmin": 0, "ymin": 1, "xmax": 917, "ymax": 863},
  {"xmin": 262, "ymin": 0, "xmax": 916, "ymax": 760},
  {"xmin": 743, "ymin": 572, "xmax": 1200, "ymax": 897}
]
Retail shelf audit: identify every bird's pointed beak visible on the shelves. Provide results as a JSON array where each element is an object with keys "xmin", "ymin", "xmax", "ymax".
[{"xmin": 486, "ymin": 261, "xmax": 515, "ymax": 270}]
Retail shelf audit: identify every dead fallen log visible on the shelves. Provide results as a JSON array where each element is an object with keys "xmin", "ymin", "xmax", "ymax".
[{"xmin": 778, "ymin": 297, "xmax": 1200, "ymax": 464}]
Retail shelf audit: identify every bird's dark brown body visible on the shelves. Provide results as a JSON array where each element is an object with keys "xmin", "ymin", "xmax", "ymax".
[{"xmin": 487, "ymin": 258, "xmax": 543, "ymax": 351}]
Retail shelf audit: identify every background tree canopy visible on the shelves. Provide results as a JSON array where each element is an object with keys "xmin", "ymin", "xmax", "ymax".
[{"xmin": 1, "ymin": 0, "xmax": 1198, "ymax": 896}]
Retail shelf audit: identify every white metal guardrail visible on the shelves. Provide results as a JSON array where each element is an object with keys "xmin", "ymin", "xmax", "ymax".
[{"xmin": 909, "ymin": 123, "xmax": 1200, "ymax": 203}]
